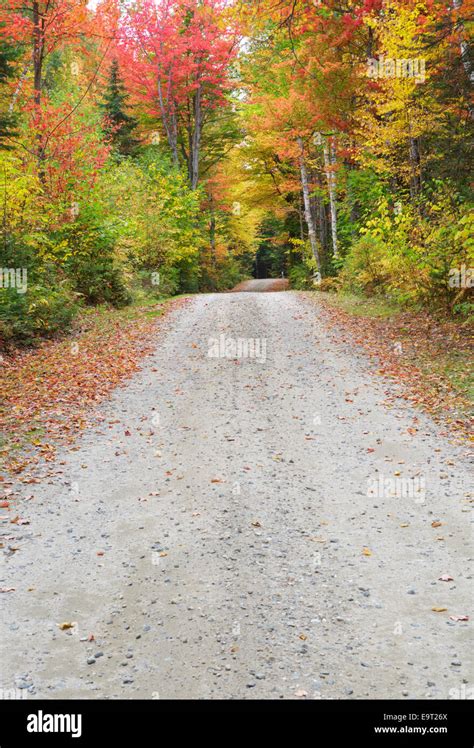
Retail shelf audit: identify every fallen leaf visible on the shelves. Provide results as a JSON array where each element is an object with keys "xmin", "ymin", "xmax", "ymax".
[
  {"xmin": 362, "ymin": 547, "xmax": 372, "ymax": 556},
  {"xmin": 438, "ymin": 574, "xmax": 454, "ymax": 582},
  {"xmin": 432, "ymin": 607, "xmax": 448, "ymax": 613}
]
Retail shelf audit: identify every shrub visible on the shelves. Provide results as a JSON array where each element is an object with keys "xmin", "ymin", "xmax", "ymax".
[
  {"xmin": 59, "ymin": 219, "xmax": 131, "ymax": 307},
  {"xmin": 339, "ymin": 190, "xmax": 473, "ymax": 313},
  {"xmin": 289, "ymin": 263, "xmax": 313, "ymax": 289},
  {"xmin": 0, "ymin": 284, "xmax": 78, "ymax": 348},
  {"xmin": 317, "ymin": 276, "xmax": 341, "ymax": 293}
]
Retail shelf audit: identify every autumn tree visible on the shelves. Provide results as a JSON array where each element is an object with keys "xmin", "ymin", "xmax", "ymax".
[{"xmin": 120, "ymin": 0, "xmax": 239, "ymax": 188}]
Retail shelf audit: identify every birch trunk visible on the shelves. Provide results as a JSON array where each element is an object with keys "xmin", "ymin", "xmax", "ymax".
[
  {"xmin": 323, "ymin": 136, "xmax": 338, "ymax": 259},
  {"xmin": 297, "ymin": 137, "xmax": 321, "ymax": 275},
  {"xmin": 9, "ymin": 64, "xmax": 29, "ymax": 114},
  {"xmin": 190, "ymin": 84, "xmax": 202, "ymax": 190},
  {"xmin": 323, "ymin": 138, "xmax": 339, "ymax": 257},
  {"xmin": 32, "ymin": 1, "xmax": 45, "ymax": 183}
]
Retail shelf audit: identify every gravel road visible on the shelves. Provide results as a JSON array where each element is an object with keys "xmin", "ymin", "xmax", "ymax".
[
  {"xmin": 1, "ymin": 290, "xmax": 472, "ymax": 700},
  {"xmin": 231, "ymin": 278, "xmax": 289, "ymax": 292}
]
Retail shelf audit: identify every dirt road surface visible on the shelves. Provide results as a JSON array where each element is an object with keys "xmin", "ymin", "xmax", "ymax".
[
  {"xmin": 231, "ymin": 278, "xmax": 289, "ymax": 292},
  {"xmin": 2, "ymin": 290, "xmax": 472, "ymax": 699}
]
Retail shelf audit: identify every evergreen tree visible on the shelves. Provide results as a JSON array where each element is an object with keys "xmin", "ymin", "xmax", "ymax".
[{"xmin": 101, "ymin": 59, "xmax": 140, "ymax": 156}]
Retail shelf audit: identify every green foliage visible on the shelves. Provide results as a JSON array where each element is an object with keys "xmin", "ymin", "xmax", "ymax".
[
  {"xmin": 59, "ymin": 218, "xmax": 132, "ymax": 307},
  {"xmin": 100, "ymin": 59, "xmax": 140, "ymax": 157},
  {"xmin": 200, "ymin": 254, "xmax": 245, "ymax": 292},
  {"xmin": 0, "ymin": 284, "xmax": 78, "ymax": 347},
  {"xmin": 0, "ymin": 233, "xmax": 77, "ymax": 347},
  {"xmin": 289, "ymin": 263, "xmax": 313, "ymax": 290},
  {"xmin": 93, "ymin": 152, "xmax": 206, "ymax": 291},
  {"xmin": 288, "ymin": 237, "xmax": 319, "ymax": 289},
  {"xmin": 340, "ymin": 189, "xmax": 473, "ymax": 312},
  {"xmin": 338, "ymin": 168, "xmax": 386, "ymax": 253}
]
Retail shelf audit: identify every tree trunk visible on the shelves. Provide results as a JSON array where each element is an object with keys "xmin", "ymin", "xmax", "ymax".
[
  {"xmin": 190, "ymin": 84, "xmax": 202, "ymax": 190},
  {"xmin": 157, "ymin": 76, "xmax": 179, "ymax": 166},
  {"xmin": 408, "ymin": 115, "xmax": 422, "ymax": 198},
  {"xmin": 32, "ymin": 2, "xmax": 42, "ymax": 107},
  {"xmin": 9, "ymin": 63, "xmax": 29, "ymax": 114},
  {"xmin": 323, "ymin": 136, "xmax": 338, "ymax": 259},
  {"xmin": 299, "ymin": 197, "xmax": 304, "ymax": 241},
  {"xmin": 314, "ymin": 172, "xmax": 327, "ymax": 253},
  {"xmin": 209, "ymin": 196, "xmax": 216, "ymax": 270},
  {"xmin": 297, "ymin": 136, "xmax": 321, "ymax": 275},
  {"xmin": 32, "ymin": 1, "xmax": 45, "ymax": 183}
]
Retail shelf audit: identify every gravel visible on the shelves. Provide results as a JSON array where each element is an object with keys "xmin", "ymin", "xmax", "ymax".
[{"xmin": 0, "ymin": 289, "xmax": 472, "ymax": 699}]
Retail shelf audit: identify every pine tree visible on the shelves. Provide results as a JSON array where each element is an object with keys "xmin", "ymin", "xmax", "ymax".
[{"xmin": 101, "ymin": 59, "xmax": 140, "ymax": 156}]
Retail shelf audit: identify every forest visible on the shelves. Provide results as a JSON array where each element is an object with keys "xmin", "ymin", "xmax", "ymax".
[{"xmin": 0, "ymin": 0, "xmax": 472, "ymax": 347}]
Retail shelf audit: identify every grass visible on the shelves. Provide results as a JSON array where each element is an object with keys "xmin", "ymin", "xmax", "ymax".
[{"xmin": 318, "ymin": 291, "xmax": 405, "ymax": 319}]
